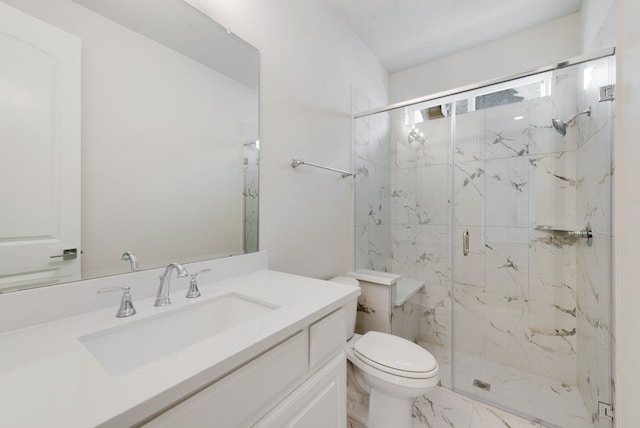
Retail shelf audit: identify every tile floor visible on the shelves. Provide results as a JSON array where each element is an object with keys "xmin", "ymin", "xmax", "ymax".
[
  {"xmin": 427, "ymin": 344, "xmax": 592, "ymax": 428},
  {"xmin": 347, "ymin": 344, "xmax": 604, "ymax": 428}
]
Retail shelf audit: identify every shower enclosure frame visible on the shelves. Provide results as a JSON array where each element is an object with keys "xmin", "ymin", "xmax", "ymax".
[
  {"xmin": 356, "ymin": 47, "xmax": 615, "ymax": 120},
  {"xmin": 353, "ymin": 47, "xmax": 615, "ymax": 427}
]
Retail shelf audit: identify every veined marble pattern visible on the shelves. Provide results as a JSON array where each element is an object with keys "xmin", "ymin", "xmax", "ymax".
[
  {"xmin": 452, "ymin": 160, "xmax": 484, "ymax": 227},
  {"xmin": 354, "ymin": 88, "xmax": 393, "ymax": 271},
  {"xmin": 455, "ymin": 110, "xmax": 485, "ymax": 163},
  {"xmin": 356, "ymin": 59, "xmax": 613, "ymax": 428},
  {"xmin": 412, "ymin": 387, "xmax": 549, "ymax": 428},
  {"xmin": 484, "ymin": 102, "xmax": 530, "ymax": 160},
  {"xmin": 484, "ymin": 157, "xmax": 529, "ymax": 228},
  {"xmin": 411, "ymin": 350, "xmax": 592, "ymax": 428},
  {"xmin": 355, "ymin": 280, "xmax": 392, "ymax": 334},
  {"xmin": 347, "ymin": 361, "xmax": 585, "ymax": 428},
  {"xmin": 530, "ymin": 151, "xmax": 577, "ymax": 228},
  {"xmin": 416, "ymin": 165, "xmax": 449, "ymax": 225},
  {"xmin": 391, "ymin": 294, "xmax": 421, "ymax": 342},
  {"xmin": 392, "ymin": 167, "xmax": 418, "ymax": 226},
  {"xmin": 354, "ymin": 225, "xmax": 391, "ymax": 272},
  {"xmin": 415, "ymin": 225, "xmax": 450, "ymax": 288}
]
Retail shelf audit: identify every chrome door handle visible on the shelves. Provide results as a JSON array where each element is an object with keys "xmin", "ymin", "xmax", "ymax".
[
  {"xmin": 50, "ymin": 248, "xmax": 78, "ymax": 260},
  {"xmin": 463, "ymin": 230, "xmax": 469, "ymax": 256}
]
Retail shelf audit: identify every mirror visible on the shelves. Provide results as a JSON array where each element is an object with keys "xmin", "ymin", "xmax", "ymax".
[{"xmin": 0, "ymin": 0, "xmax": 259, "ymax": 292}]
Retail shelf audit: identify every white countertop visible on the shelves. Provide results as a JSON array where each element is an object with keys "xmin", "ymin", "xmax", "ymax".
[{"xmin": 0, "ymin": 270, "xmax": 358, "ymax": 427}]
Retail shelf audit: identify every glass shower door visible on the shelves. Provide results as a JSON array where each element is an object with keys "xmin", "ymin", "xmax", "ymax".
[{"xmin": 450, "ymin": 57, "xmax": 614, "ymax": 428}]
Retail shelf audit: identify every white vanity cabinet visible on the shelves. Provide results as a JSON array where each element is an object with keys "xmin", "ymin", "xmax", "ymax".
[{"xmin": 144, "ymin": 308, "xmax": 347, "ymax": 428}]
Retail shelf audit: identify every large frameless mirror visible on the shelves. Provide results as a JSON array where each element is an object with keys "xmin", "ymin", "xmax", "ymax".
[{"xmin": 0, "ymin": 0, "xmax": 260, "ymax": 292}]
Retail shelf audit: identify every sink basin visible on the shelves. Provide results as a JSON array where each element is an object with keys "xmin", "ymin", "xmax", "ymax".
[{"xmin": 80, "ymin": 292, "xmax": 278, "ymax": 376}]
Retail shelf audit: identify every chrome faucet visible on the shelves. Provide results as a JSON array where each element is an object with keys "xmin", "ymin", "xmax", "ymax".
[
  {"xmin": 154, "ymin": 263, "xmax": 188, "ymax": 307},
  {"xmin": 97, "ymin": 286, "xmax": 137, "ymax": 318},
  {"xmin": 121, "ymin": 251, "xmax": 141, "ymax": 272}
]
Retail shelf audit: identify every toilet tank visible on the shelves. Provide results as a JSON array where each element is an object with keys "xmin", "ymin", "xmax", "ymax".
[{"xmin": 328, "ymin": 276, "xmax": 359, "ymax": 339}]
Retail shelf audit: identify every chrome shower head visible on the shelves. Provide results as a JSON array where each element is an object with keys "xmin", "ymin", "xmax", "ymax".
[
  {"xmin": 552, "ymin": 118, "xmax": 568, "ymax": 136},
  {"xmin": 551, "ymin": 107, "xmax": 591, "ymax": 136}
]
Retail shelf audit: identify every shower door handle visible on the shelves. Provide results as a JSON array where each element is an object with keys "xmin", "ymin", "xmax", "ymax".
[{"xmin": 463, "ymin": 230, "xmax": 469, "ymax": 256}]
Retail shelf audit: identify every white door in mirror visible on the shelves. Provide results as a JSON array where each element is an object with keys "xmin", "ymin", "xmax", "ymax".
[{"xmin": 0, "ymin": 2, "xmax": 81, "ymax": 291}]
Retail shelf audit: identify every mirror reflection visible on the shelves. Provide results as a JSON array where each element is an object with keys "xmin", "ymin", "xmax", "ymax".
[{"xmin": 0, "ymin": 0, "xmax": 259, "ymax": 293}]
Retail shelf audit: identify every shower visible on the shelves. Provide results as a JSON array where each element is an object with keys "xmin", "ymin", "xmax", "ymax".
[
  {"xmin": 552, "ymin": 106, "xmax": 591, "ymax": 136},
  {"xmin": 353, "ymin": 50, "xmax": 614, "ymax": 428}
]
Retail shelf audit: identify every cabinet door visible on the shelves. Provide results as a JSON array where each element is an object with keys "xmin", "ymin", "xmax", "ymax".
[
  {"xmin": 254, "ymin": 353, "xmax": 346, "ymax": 428},
  {"xmin": 144, "ymin": 332, "xmax": 307, "ymax": 428}
]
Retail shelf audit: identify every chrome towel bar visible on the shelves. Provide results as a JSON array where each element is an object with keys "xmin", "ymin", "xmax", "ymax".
[{"xmin": 290, "ymin": 159, "xmax": 353, "ymax": 178}]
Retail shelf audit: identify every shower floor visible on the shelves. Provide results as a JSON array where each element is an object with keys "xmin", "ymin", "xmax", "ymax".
[{"xmin": 424, "ymin": 343, "xmax": 593, "ymax": 428}]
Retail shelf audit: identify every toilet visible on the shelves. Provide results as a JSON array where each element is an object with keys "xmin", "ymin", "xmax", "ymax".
[{"xmin": 330, "ymin": 276, "xmax": 439, "ymax": 428}]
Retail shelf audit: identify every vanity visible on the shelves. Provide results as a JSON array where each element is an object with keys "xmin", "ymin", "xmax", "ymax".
[{"xmin": 0, "ymin": 253, "xmax": 358, "ymax": 427}]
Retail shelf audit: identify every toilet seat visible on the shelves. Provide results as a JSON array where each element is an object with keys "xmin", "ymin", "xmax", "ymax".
[{"xmin": 353, "ymin": 331, "xmax": 438, "ymax": 379}]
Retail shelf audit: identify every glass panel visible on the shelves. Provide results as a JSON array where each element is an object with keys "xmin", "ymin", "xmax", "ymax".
[
  {"xmin": 451, "ymin": 57, "xmax": 613, "ymax": 428},
  {"xmin": 353, "ymin": 88, "xmax": 392, "ymax": 274},
  {"xmin": 389, "ymin": 95, "xmax": 454, "ymax": 387}
]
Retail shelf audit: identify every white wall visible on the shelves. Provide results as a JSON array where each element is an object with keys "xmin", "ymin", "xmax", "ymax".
[
  {"xmin": 582, "ymin": 0, "xmax": 616, "ymax": 53},
  {"xmin": 188, "ymin": 0, "xmax": 389, "ymax": 279},
  {"xmin": 389, "ymin": 13, "xmax": 582, "ymax": 104},
  {"xmin": 614, "ymin": 0, "xmax": 640, "ymax": 425}
]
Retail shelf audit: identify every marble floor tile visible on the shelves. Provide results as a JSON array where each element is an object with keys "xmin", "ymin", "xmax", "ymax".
[
  {"xmin": 423, "ymin": 344, "xmax": 592, "ymax": 428},
  {"xmin": 412, "ymin": 387, "xmax": 474, "ymax": 428}
]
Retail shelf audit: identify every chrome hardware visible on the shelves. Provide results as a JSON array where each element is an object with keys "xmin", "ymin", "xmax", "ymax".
[
  {"xmin": 49, "ymin": 248, "xmax": 78, "ymax": 260},
  {"xmin": 121, "ymin": 251, "xmax": 140, "ymax": 272},
  {"xmin": 186, "ymin": 268, "xmax": 212, "ymax": 299},
  {"xmin": 290, "ymin": 159, "xmax": 353, "ymax": 178},
  {"xmin": 598, "ymin": 401, "xmax": 614, "ymax": 421},
  {"xmin": 568, "ymin": 222, "xmax": 593, "ymax": 247},
  {"xmin": 463, "ymin": 230, "xmax": 469, "ymax": 256},
  {"xmin": 154, "ymin": 263, "xmax": 188, "ymax": 307},
  {"xmin": 599, "ymin": 84, "xmax": 615, "ymax": 102},
  {"xmin": 552, "ymin": 107, "xmax": 591, "ymax": 137},
  {"xmin": 98, "ymin": 286, "xmax": 136, "ymax": 318}
]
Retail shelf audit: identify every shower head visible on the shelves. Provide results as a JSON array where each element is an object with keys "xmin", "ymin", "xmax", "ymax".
[
  {"xmin": 551, "ymin": 106, "xmax": 591, "ymax": 136},
  {"xmin": 552, "ymin": 118, "xmax": 569, "ymax": 136}
]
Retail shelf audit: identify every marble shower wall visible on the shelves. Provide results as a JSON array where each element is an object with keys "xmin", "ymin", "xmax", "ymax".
[
  {"xmin": 390, "ymin": 103, "xmax": 454, "ymax": 368},
  {"xmin": 386, "ymin": 64, "xmax": 604, "ymax": 387},
  {"xmin": 354, "ymin": 88, "xmax": 392, "ymax": 272},
  {"xmin": 353, "ymin": 59, "xmax": 613, "ymax": 424},
  {"xmin": 575, "ymin": 57, "xmax": 614, "ymax": 426}
]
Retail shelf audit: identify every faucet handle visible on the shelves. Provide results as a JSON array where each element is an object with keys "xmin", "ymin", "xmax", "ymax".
[
  {"xmin": 186, "ymin": 268, "xmax": 212, "ymax": 299},
  {"xmin": 98, "ymin": 286, "xmax": 137, "ymax": 318}
]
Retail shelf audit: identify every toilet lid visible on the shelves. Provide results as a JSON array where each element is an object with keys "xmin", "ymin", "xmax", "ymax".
[{"xmin": 353, "ymin": 331, "xmax": 437, "ymax": 379}]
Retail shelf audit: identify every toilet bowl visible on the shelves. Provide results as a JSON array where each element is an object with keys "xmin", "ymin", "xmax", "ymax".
[{"xmin": 330, "ymin": 276, "xmax": 439, "ymax": 428}]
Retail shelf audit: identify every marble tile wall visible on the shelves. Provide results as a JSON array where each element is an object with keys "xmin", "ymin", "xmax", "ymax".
[
  {"xmin": 353, "ymin": 59, "xmax": 613, "ymax": 427},
  {"xmin": 354, "ymin": 88, "xmax": 392, "ymax": 272},
  {"xmin": 385, "ymin": 69, "xmax": 588, "ymax": 388}
]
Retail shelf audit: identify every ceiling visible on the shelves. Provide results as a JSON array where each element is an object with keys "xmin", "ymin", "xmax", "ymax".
[{"xmin": 327, "ymin": 0, "xmax": 583, "ymax": 73}]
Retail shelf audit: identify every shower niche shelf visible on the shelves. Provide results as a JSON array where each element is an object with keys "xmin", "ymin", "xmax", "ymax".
[
  {"xmin": 534, "ymin": 224, "xmax": 593, "ymax": 247},
  {"xmin": 534, "ymin": 225, "xmax": 578, "ymax": 232}
]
